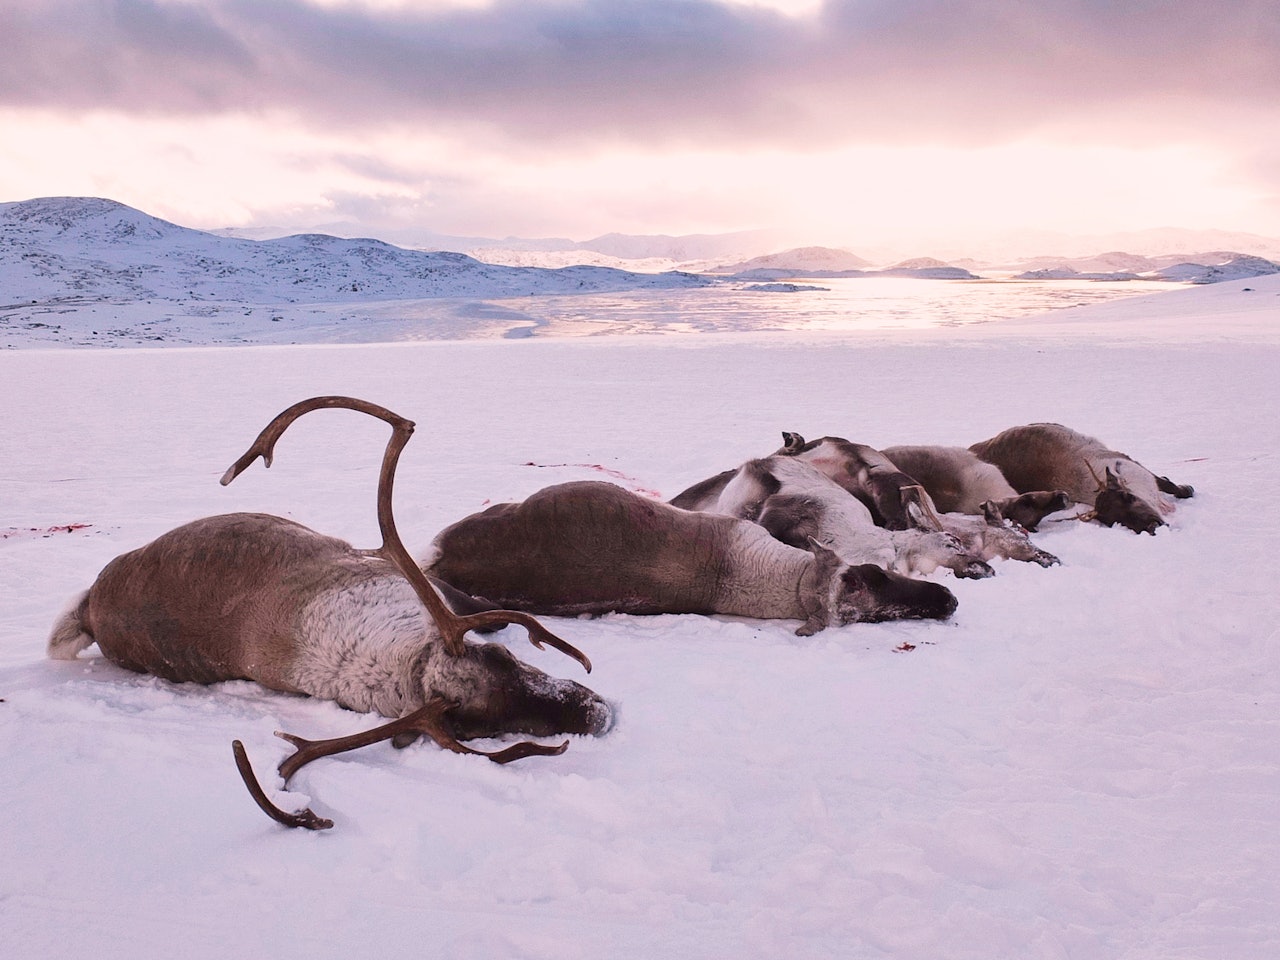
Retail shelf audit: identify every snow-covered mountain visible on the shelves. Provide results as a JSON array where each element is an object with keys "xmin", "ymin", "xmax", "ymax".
[
  {"xmin": 215, "ymin": 221, "xmax": 784, "ymax": 269},
  {"xmin": 1004, "ymin": 226, "xmax": 1280, "ymax": 262},
  {"xmin": 714, "ymin": 247, "xmax": 979, "ymax": 280},
  {"xmin": 1148, "ymin": 253, "xmax": 1280, "ymax": 283},
  {"xmin": 578, "ymin": 229, "xmax": 786, "ymax": 263},
  {"xmin": 1011, "ymin": 250, "xmax": 1280, "ymax": 283},
  {"xmin": 713, "ymin": 246, "xmax": 875, "ymax": 274},
  {"xmin": 1, "ymin": 197, "xmax": 710, "ymax": 305},
  {"xmin": 8, "ymin": 198, "xmax": 1273, "ymax": 314}
]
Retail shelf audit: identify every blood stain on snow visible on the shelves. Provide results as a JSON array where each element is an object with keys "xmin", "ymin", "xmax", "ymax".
[
  {"xmin": 1, "ymin": 523, "xmax": 94, "ymax": 540},
  {"xmin": 522, "ymin": 461, "xmax": 663, "ymax": 498}
]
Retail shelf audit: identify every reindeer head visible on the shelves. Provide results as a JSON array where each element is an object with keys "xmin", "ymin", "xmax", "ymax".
[
  {"xmin": 1093, "ymin": 466, "xmax": 1165, "ymax": 535},
  {"xmin": 971, "ymin": 501, "xmax": 1060, "ymax": 568},
  {"xmin": 422, "ymin": 639, "xmax": 613, "ymax": 741},
  {"xmin": 797, "ymin": 541, "xmax": 957, "ymax": 635},
  {"xmin": 916, "ymin": 529, "xmax": 995, "ymax": 579}
]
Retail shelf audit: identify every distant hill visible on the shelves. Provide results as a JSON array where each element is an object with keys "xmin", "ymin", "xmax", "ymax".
[
  {"xmin": 1149, "ymin": 254, "xmax": 1280, "ymax": 284},
  {"xmin": 1014, "ymin": 251, "xmax": 1161, "ymax": 274},
  {"xmin": 7, "ymin": 198, "xmax": 1274, "ymax": 312},
  {"xmin": 1010, "ymin": 250, "xmax": 1280, "ymax": 283},
  {"xmin": 209, "ymin": 206, "xmax": 1280, "ymax": 276},
  {"xmin": 215, "ymin": 221, "xmax": 786, "ymax": 268},
  {"xmin": 2, "ymin": 197, "xmax": 710, "ymax": 306},
  {"xmin": 714, "ymin": 246, "xmax": 875, "ymax": 274},
  {"xmin": 577, "ymin": 229, "xmax": 786, "ymax": 263},
  {"xmin": 715, "ymin": 248, "xmax": 978, "ymax": 280},
  {"xmin": 997, "ymin": 227, "xmax": 1280, "ymax": 263}
]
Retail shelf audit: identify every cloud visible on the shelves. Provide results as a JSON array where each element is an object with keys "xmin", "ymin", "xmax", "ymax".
[{"xmin": 2, "ymin": 0, "xmax": 1277, "ymax": 149}]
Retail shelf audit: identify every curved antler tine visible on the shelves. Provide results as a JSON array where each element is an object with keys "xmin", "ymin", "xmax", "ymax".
[
  {"xmin": 218, "ymin": 396, "xmax": 468, "ymax": 657},
  {"xmin": 447, "ymin": 610, "xmax": 593, "ymax": 674},
  {"xmin": 232, "ymin": 740, "xmax": 334, "ymax": 831},
  {"xmin": 220, "ymin": 396, "xmax": 408, "ymax": 486},
  {"xmin": 221, "ymin": 395, "xmax": 589, "ymax": 670},
  {"xmin": 474, "ymin": 740, "xmax": 570, "ymax": 764},
  {"xmin": 351, "ymin": 407, "xmax": 588, "ymax": 668}
]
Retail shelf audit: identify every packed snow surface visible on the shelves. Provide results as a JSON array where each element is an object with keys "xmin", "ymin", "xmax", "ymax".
[{"xmin": 2, "ymin": 273, "xmax": 1279, "ymax": 959}]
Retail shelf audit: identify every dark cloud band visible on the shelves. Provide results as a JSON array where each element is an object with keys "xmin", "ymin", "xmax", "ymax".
[{"xmin": 2, "ymin": 0, "xmax": 1277, "ymax": 146}]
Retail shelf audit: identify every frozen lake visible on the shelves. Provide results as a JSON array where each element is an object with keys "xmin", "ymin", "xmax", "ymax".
[
  {"xmin": 295, "ymin": 276, "xmax": 1191, "ymax": 342},
  {"xmin": 1, "ymin": 276, "xmax": 1189, "ymax": 348}
]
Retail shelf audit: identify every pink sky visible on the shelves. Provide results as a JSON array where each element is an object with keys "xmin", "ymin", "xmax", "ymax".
[{"xmin": 2, "ymin": 0, "xmax": 1277, "ymax": 251}]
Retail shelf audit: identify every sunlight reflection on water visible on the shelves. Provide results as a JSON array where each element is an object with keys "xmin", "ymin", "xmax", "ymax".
[{"xmin": 405, "ymin": 276, "xmax": 1189, "ymax": 340}]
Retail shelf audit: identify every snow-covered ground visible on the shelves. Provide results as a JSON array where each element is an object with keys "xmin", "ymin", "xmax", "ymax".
[{"xmin": 2, "ymin": 274, "xmax": 1278, "ymax": 959}]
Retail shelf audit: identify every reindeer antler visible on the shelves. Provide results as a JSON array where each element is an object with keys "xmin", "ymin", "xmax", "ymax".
[
  {"xmin": 275, "ymin": 697, "xmax": 567, "ymax": 780},
  {"xmin": 221, "ymin": 396, "xmax": 590, "ymax": 672},
  {"xmin": 222, "ymin": 396, "xmax": 590, "ymax": 830},
  {"xmin": 232, "ymin": 740, "xmax": 334, "ymax": 831},
  {"xmin": 232, "ymin": 698, "xmax": 568, "ymax": 830}
]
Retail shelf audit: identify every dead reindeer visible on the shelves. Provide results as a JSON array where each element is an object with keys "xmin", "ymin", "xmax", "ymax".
[
  {"xmin": 881, "ymin": 444, "xmax": 1070, "ymax": 532},
  {"xmin": 423, "ymin": 480, "xmax": 958, "ymax": 636},
  {"xmin": 671, "ymin": 456, "xmax": 997, "ymax": 580},
  {"xmin": 969, "ymin": 423, "xmax": 1195, "ymax": 535},
  {"xmin": 932, "ymin": 500, "xmax": 1061, "ymax": 569},
  {"xmin": 48, "ymin": 396, "xmax": 610, "ymax": 831},
  {"xmin": 769, "ymin": 433, "xmax": 936, "ymax": 531},
  {"xmin": 758, "ymin": 436, "xmax": 1059, "ymax": 569}
]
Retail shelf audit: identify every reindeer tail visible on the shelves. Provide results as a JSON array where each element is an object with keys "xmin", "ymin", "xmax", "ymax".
[{"xmin": 47, "ymin": 590, "xmax": 95, "ymax": 660}]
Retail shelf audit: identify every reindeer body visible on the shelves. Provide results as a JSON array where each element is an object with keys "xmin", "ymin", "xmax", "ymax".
[
  {"xmin": 48, "ymin": 395, "xmax": 615, "ymax": 830},
  {"xmin": 969, "ymin": 423, "xmax": 1193, "ymax": 534},
  {"xmin": 769, "ymin": 435, "xmax": 927, "ymax": 530},
  {"xmin": 673, "ymin": 457, "xmax": 996, "ymax": 579},
  {"xmin": 426, "ymin": 481, "xmax": 957, "ymax": 635},
  {"xmin": 50, "ymin": 512, "xmax": 611, "ymax": 739},
  {"xmin": 881, "ymin": 445, "xmax": 1070, "ymax": 531}
]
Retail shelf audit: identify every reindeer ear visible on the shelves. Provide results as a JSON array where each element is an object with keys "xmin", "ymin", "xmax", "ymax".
[
  {"xmin": 781, "ymin": 431, "xmax": 805, "ymax": 453},
  {"xmin": 1105, "ymin": 466, "xmax": 1124, "ymax": 490},
  {"xmin": 981, "ymin": 499, "xmax": 1004, "ymax": 526},
  {"xmin": 904, "ymin": 499, "xmax": 935, "ymax": 532},
  {"xmin": 806, "ymin": 536, "xmax": 841, "ymax": 567},
  {"xmin": 900, "ymin": 486, "xmax": 944, "ymax": 532}
]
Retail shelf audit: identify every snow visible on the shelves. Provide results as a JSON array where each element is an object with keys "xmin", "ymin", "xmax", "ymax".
[{"xmin": 3, "ymin": 271, "xmax": 1279, "ymax": 959}]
